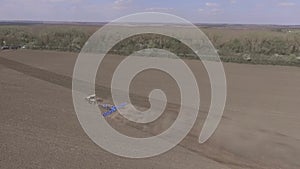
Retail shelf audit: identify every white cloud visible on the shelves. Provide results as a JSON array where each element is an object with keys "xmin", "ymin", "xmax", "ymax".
[
  {"xmin": 145, "ymin": 7, "xmax": 174, "ymax": 11},
  {"xmin": 198, "ymin": 8, "xmax": 204, "ymax": 12},
  {"xmin": 205, "ymin": 2, "xmax": 219, "ymax": 7},
  {"xmin": 211, "ymin": 8, "xmax": 221, "ymax": 12},
  {"xmin": 45, "ymin": 0, "xmax": 82, "ymax": 2},
  {"xmin": 20, "ymin": 0, "xmax": 83, "ymax": 3},
  {"xmin": 278, "ymin": 2, "xmax": 296, "ymax": 7},
  {"xmin": 198, "ymin": 7, "xmax": 222, "ymax": 15},
  {"xmin": 229, "ymin": 0, "xmax": 237, "ymax": 4},
  {"xmin": 210, "ymin": 8, "xmax": 222, "ymax": 15},
  {"xmin": 113, "ymin": 0, "xmax": 132, "ymax": 10},
  {"xmin": 200, "ymin": 2, "xmax": 222, "ymax": 15}
]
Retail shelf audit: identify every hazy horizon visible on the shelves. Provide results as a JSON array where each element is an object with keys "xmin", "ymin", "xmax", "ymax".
[
  {"xmin": 0, "ymin": 0, "xmax": 299, "ymax": 25},
  {"xmin": 1, "ymin": 20, "xmax": 300, "ymax": 26}
]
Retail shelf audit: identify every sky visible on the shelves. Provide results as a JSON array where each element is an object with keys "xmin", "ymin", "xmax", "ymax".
[{"xmin": 0, "ymin": 0, "xmax": 299, "ymax": 25}]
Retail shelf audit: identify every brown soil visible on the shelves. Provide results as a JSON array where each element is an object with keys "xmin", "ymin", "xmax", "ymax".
[{"xmin": 1, "ymin": 49, "xmax": 300, "ymax": 169}]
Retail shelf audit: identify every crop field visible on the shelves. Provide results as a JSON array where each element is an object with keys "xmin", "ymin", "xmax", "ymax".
[
  {"xmin": 1, "ymin": 24, "xmax": 300, "ymax": 66},
  {"xmin": 1, "ymin": 23, "xmax": 300, "ymax": 169}
]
